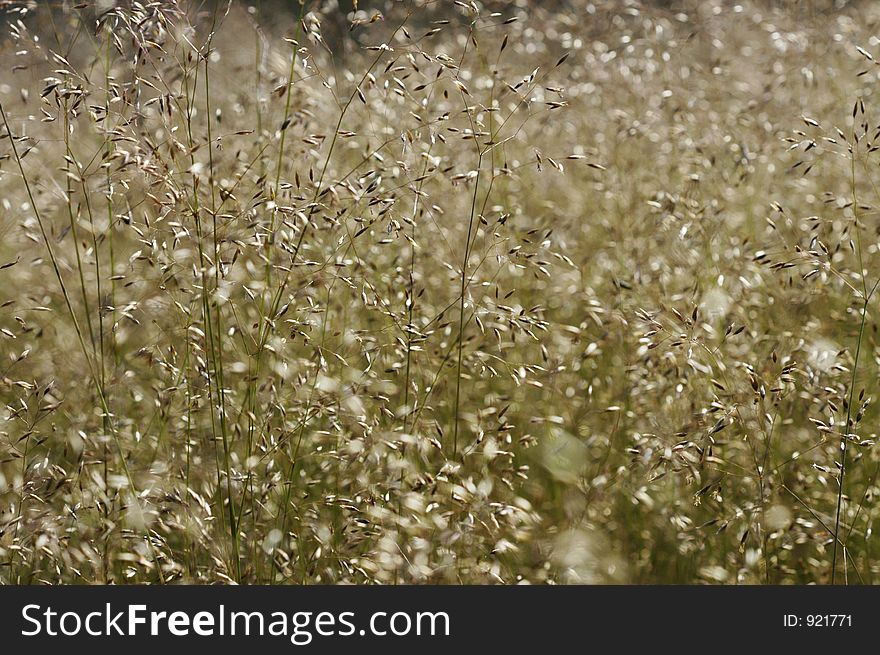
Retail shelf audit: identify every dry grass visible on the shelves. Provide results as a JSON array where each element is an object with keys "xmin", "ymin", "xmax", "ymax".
[{"xmin": 0, "ymin": 0, "xmax": 879, "ymax": 584}]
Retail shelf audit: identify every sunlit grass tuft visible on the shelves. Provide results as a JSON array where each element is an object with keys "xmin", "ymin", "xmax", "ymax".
[{"xmin": 1, "ymin": 0, "xmax": 879, "ymax": 585}]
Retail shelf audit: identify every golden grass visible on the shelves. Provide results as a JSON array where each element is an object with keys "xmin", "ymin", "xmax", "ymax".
[{"xmin": 0, "ymin": 0, "xmax": 878, "ymax": 584}]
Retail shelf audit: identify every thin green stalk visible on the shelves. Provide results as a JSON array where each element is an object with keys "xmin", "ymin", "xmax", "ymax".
[
  {"xmin": 832, "ymin": 134, "xmax": 870, "ymax": 584},
  {"xmin": 203, "ymin": 21, "xmax": 241, "ymax": 582},
  {"xmin": 177, "ymin": 25, "xmax": 236, "ymax": 579}
]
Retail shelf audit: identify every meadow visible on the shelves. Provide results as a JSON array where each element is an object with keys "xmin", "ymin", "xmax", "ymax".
[{"xmin": 0, "ymin": 0, "xmax": 878, "ymax": 584}]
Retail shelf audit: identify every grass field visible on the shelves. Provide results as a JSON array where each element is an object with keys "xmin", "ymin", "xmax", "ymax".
[{"xmin": 1, "ymin": 0, "xmax": 879, "ymax": 584}]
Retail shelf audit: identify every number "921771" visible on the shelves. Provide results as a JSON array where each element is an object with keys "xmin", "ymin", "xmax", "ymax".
[{"xmin": 783, "ymin": 614, "xmax": 852, "ymax": 628}]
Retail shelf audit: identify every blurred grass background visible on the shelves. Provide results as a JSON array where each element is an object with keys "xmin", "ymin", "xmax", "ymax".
[{"xmin": 0, "ymin": 0, "xmax": 879, "ymax": 584}]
